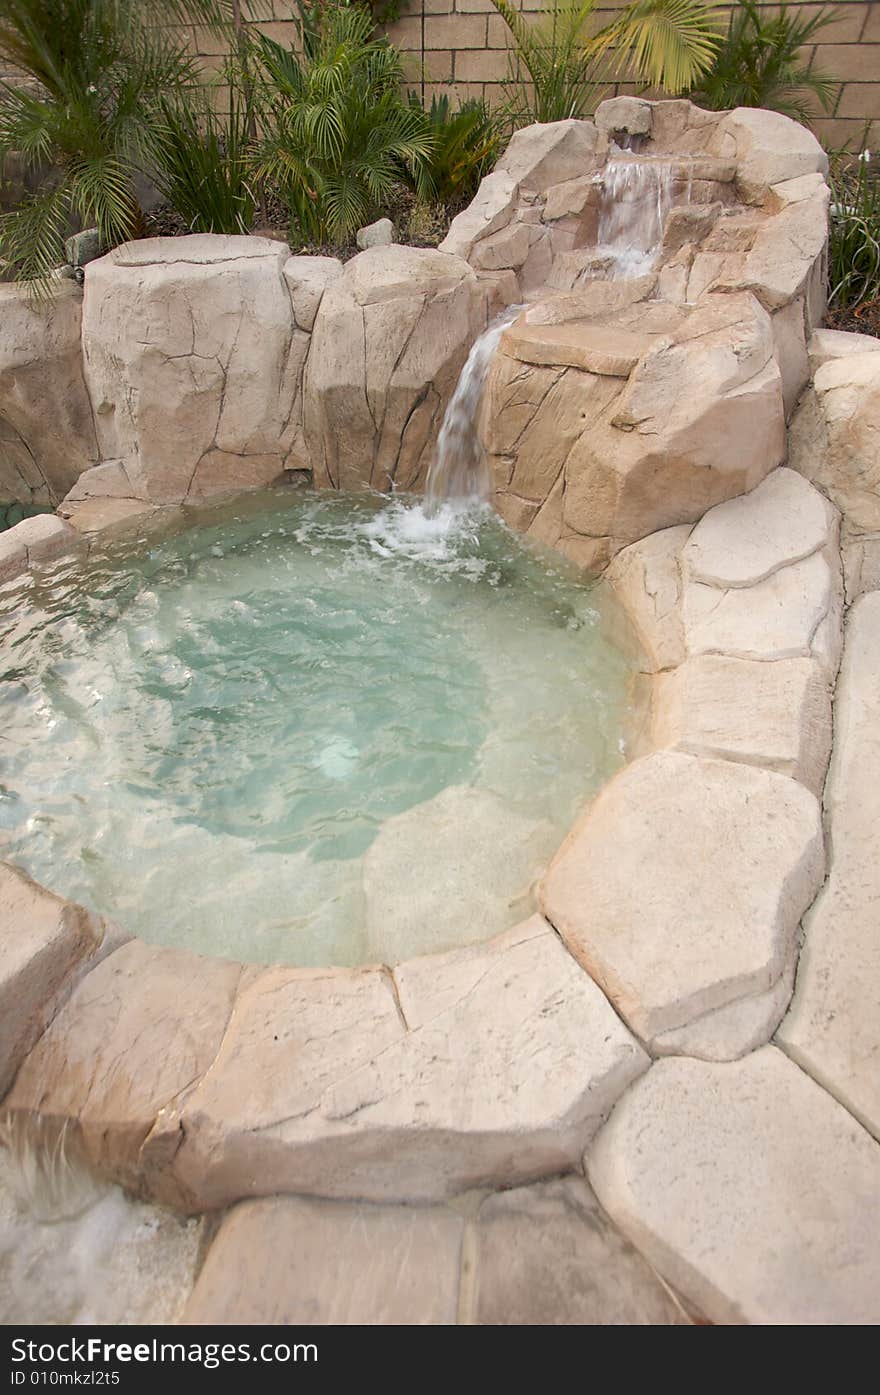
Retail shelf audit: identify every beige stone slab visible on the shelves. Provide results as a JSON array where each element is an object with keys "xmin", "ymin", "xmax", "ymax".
[
  {"xmin": 0, "ymin": 281, "xmax": 97, "ymax": 505},
  {"xmin": 771, "ymin": 300, "xmax": 809, "ymax": 419},
  {"xmin": 168, "ymin": 921, "xmax": 648, "ymax": 1209},
  {"xmin": 470, "ymin": 222, "xmax": 533, "ymax": 272},
  {"xmin": 808, "ymin": 327, "xmax": 880, "ymax": 376},
  {"xmin": 3, "ymin": 515, "xmax": 80, "ymax": 568},
  {"xmin": 652, "ymin": 961, "xmax": 795, "ymax": 1062},
  {"xmin": 778, "ymin": 592, "xmax": 880, "ymax": 1140},
  {"xmin": 0, "ymin": 529, "xmax": 27, "ymax": 584},
  {"xmin": 5, "ymin": 940, "xmax": 244, "ymax": 1187},
  {"xmin": 587, "ymin": 1048, "xmax": 880, "ymax": 1324},
  {"xmin": 182, "ymin": 1195, "xmax": 463, "ymax": 1325},
  {"xmin": 793, "ymin": 352, "xmax": 880, "ymax": 534},
  {"xmin": 0, "ymin": 864, "xmax": 105, "ymax": 1097},
  {"xmin": 61, "ymin": 497, "xmax": 157, "ymax": 535},
  {"xmin": 471, "ymin": 1177, "xmax": 687, "ymax": 1325},
  {"xmin": 502, "ymin": 319, "xmax": 658, "ymax": 377},
  {"xmin": 540, "ymin": 751, "xmax": 824, "ymax": 1043},
  {"xmin": 605, "ymin": 526, "xmax": 691, "ymax": 673},
  {"xmin": 651, "ymin": 653, "xmax": 832, "ymax": 794},
  {"xmin": 681, "ymin": 468, "xmax": 836, "ymax": 589},
  {"xmin": 283, "ymin": 255, "xmax": 342, "ymax": 332},
  {"xmin": 682, "ymin": 543, "xmax": 842, "ymax": 672}
]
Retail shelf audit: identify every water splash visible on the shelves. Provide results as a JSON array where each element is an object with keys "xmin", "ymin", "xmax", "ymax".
[
  {"xmin": 425, "ymin": 304, "xmax": 522, "ymax": 509},
  {"xmin": 597, "ymin": 158, "xmax": 684, "ymax": 280},
  {"xmin": 0, "ymin": 1117, "xmax": 202, "ymax": 1324}
]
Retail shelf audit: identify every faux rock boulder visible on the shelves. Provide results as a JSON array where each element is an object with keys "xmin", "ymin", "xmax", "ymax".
[
  {"xmin": 485, "ymin": 287, "xmax": 786, "ymax": 569},
  {"xmin": 0, "ymin": 281, "xmax": 97, "ymax": 506},
  {"xmin": 303, "ymin": 245, "xmax": 490, "ymax": 492},
  {"xmin": 789, "ymin": 349, "xmax": 880, "ymax": 599},
  {"xmin": 0, "ymin": 863, "xmax": 113, "ymax": 1098},
  {"xmin": 78, "ymin": 237, "xmax": 333, "ymax": 512}
]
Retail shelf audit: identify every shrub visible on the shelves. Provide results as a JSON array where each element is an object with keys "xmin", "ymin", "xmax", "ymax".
[
  {"xmin": 828, "ymin": 149, "xmax": 880, "ymax": 314},
  {"xmin": 252, "ymin": 3, "xmax": 434, "ymax": 245},
  {"xmin": 407, "ymin": 92, "xmax": 503, "ymax": 207},
  {"xmin": 152, "ymin": 90, "xmax": 257, "ymax": 236},
  {"xmin": 688, "ymin": 0, "xmax": 837, "ymax": 121},
  {"xmin": 0, "ymin": 1, "xmax": 232, "ymax": 288}
]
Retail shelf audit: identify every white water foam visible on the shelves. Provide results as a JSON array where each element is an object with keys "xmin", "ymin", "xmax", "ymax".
[
  {"xmin": 597, "ymin": 158, "xmax": 684, "ymax": 280},
  {"xmin": 0, "ymin": 1122, "xmax": 202, "ymax": 1324},
  {"xmin": 425, "ymin": 304, "xmax": 522, "ymax": 509}
]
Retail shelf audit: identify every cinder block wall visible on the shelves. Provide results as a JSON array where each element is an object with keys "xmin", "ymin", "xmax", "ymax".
[
  {"xmin": 1, "ymin": 2, "xmax": 877, "ymax": 150},
  {"xmin": 386, "ymin": 0, "xmax": 879, "ymax": 150}
]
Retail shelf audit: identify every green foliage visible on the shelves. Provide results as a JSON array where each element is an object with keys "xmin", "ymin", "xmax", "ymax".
[
  {"xmin": 688, "ymin": 0, "xmax": 837, "ymax": 121},
  {"xmin": 252, "ymin": 3, "xmax": 434, "ymax": 244},
  {"xmin": 152, "ymin": 90, "xmax": 257, "ymax": 236},
  {"xmin": 828, "ymin": 150, "xmax": 880, "ymax": 313},
  {"xmin": 0, "ymin": 2, "xmax": 234, "ymax": 290},
  {"xmin": 408, "ymin": 93, "xmax": 503, "ymax": 206},
  {"xmin": 491, "ymin": 0, "xmax": 721, "ymax": 125}
]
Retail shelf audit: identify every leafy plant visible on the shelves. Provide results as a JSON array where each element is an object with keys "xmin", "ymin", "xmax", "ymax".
[
  {"xmin": 828, "ymin": 150, "xmax": 880, "ymax": 313},
  {"xmin": 407, "ymin": 92, "xmax": 503, "ymax": 206},
  {"xmin": 490, "ymin": 0, "xmax": 721, "ymax": 125},
  {"xmin": 0, "ymin": 1, "xmax": 237, "ymax": 290},
  {"xmin": 689, "ymin": 0, "xmax": 837, "ymax": 121},
  {"xmin": 252, "ymin": 3, "xmax": 434, "ymax": 244},
  {"xmin": 152, "ymin": 90, "xmax": 257, "ymax": 235}
]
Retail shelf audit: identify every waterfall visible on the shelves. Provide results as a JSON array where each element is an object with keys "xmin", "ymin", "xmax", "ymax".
[
  {"xmin": 425, "ymin": 304, "xmax": 522, "ymax": 509},
  {"xmin": 597, "ymin": 159, "xmax": 682, "ymax": 280}
]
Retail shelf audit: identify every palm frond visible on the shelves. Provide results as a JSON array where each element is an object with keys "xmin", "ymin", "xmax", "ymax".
[{"xmin": 594, "ymin": 0, "xmax": 721, "ymax": 94}]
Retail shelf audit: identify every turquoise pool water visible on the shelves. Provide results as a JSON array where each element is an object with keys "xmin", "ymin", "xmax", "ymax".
[{"xmin": 0, "ymin": 491, "xmax": 635, "ymax": 966}]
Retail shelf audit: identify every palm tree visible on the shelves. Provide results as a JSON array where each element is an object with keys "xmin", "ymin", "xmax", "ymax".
[
  {"xmin": 0, "ymin": 1, "xmax": 239, "ymax": 288},
  {"xmin": 490, "ymin": 0, "xmax": 722, "ymax": 125},
  {"xmin": 688, "ymin": 1, "xmax": 837, "ymax": 121},
  {"xmin": 251, "ymin": 4, "xmax": 436, "ymax": 244}
]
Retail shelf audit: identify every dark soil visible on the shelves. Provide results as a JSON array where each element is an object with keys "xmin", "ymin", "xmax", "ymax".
[
  {"xmin": 825, "ymin": 298, "xmax": 880, "ymax": 339},
  {"xmin": 144, "ymin": 185, "xmax": 462, "ymax": 261}
]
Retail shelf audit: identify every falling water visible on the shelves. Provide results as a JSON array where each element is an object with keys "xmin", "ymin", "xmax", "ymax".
[
  {"xmin": 597, "ymin": 159, "xmax": 683, "ymax": 280},
  {"xmin": 425, "ymin": 304, "xmax": 522, "ymax": 509}
]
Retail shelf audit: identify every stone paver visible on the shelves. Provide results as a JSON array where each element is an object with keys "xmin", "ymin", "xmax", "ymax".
[
  {"xmin": 778, "ymin": 592, "xmax": 880, "ymax": 1141},
  {"xmin": 540, "ymin": 751, "xmax": 824, "ymax": 1045},
  {"xmin": 587, "ymin": 1048, "xmax": 880, "ymax": 1325},
  {"xmin": 182, "ymin": 1196, "xmax": 464, "ymax": 1325},
  {"xmin": 470, "ymin": 1177, "xmax": 687, "ymax": 1325},
  {"xmin": 168, "ymin": 919, "xmax": 647, "ymax": 1209},
  {"xmin": 681, "ymin": 468, "xmax": 834, "ymax": 588},
  {"xmin": 651, "ymin": 654, "xmax": 831, "ymax": 794},
  {"xmin": 651, "ymin": 961, "xmax": 795, "ymax": 1062},
  {"xmin": 682, "ymin": 544, "xmax": 842, "ymax": 673},
  {"xmin": 5, "ymin": 940, "xmax": 244, "ymax": 1190}
]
